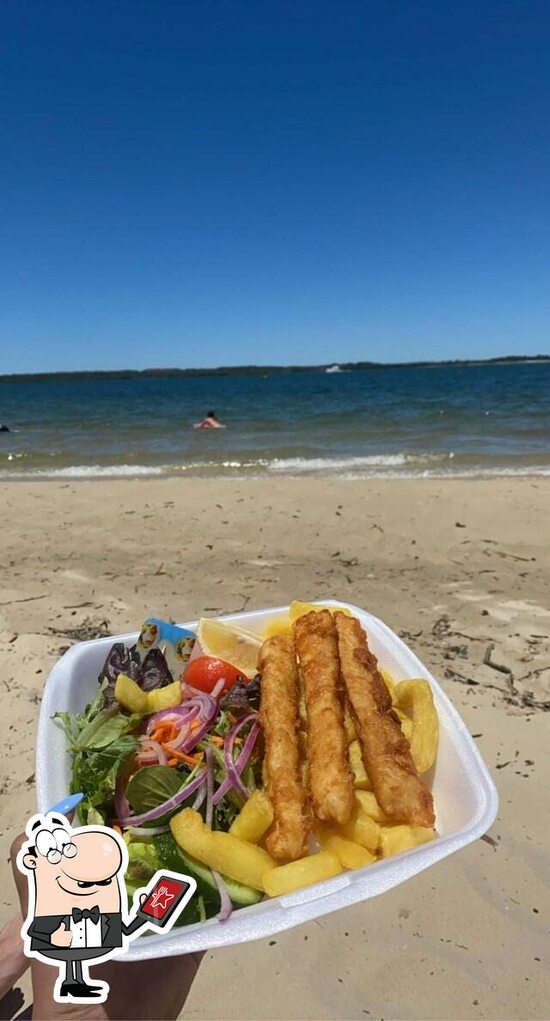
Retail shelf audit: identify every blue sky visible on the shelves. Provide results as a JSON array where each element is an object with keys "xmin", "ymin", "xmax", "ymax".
[{"xmin": 1, "ymin": 1, "xmax": 549, "ymax": 373}]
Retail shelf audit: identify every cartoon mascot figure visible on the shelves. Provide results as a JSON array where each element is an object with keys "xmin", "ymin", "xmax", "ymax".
[{"xmin": 17, "ymin": 812, "xmax": 195, "ymax": 1004}]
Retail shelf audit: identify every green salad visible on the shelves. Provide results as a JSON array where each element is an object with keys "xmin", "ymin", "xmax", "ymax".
[{"xmin": 54, "ymin": 617, "xmax": 263, "ymax": 925}]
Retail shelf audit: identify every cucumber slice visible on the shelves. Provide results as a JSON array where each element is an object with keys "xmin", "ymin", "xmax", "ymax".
[{"xmin": 154, "ymin": 833, "xmax": 263, "ymax": 906}]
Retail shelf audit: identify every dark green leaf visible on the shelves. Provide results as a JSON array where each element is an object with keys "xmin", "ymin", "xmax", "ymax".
[
  {"xmin": 53, "ymin": 711, "xmax": 79, "ymax": 744},
  {"xmin": 214, "ymin": 797, "xmax": 239, "ymax": 832},
  {"xmin": 53, "ymin": 680, "xmax": 110, "ymax": 745},
  {"xmin": 75, "ymin": 709, "xmax": 142, "ymax": 750},
  {"xmin": 71, "ymin": 735, "xmax": 138, "ymax": 823},
  {"xmin": 81, "ymin": 679, "xmax": 110, "ymax": 724},
  {"xmin": 126, "ymin": 765, "xmax": 182, "ymax": 814},
  {"xmin": 89, "ymin": 734, "xmax": 139, "ymax": 772}
]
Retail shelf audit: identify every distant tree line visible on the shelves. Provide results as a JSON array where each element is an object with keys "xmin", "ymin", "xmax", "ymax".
[{"xmin": 1, "ymin": 354, "xmax": 549, "ymax": 384}]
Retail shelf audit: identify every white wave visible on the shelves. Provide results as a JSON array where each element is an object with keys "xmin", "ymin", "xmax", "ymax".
[
  {"xmin": 0, "ymin": 464, "xmax": 165, "ymax": 479},
  {"xmin": 2, "ymin": 456, "xmax": 550, "ymax": 482},
  {"xmin": 179, "ymin": 459, "xmax": 269, "ymax": 471},
  {"xmin": 337, "ymin": 465, "xmax": 550, "ymax": 481},
  {"xmin": 267, "ymin": 453, "xmax": 449, "ymax": 473}
]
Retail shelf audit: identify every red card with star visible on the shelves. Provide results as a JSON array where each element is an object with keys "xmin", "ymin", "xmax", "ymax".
[{"xmin": 139, "ymin": 875, "xmax": 192, "ymax": 927}]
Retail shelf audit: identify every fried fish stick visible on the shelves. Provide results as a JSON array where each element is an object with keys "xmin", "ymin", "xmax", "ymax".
[
  {"xmin": 294, "ymin": 610, "xmax": 354, "ymax": 826},
  {"xmin": 259, "ymin": 635, "xmax": 308, "ymax": 861},
  {"xmin": 334, "ymin": 612, "xmax": 435, "ymax": 828}
]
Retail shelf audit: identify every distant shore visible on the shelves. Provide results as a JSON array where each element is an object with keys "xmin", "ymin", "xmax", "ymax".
[{"xmin": 1, "ymin": 353, "xmax": 549, "ymax": 383}]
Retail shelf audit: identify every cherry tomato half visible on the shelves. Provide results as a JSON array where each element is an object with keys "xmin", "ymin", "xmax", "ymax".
[{"xmin": 184, "ymin": 656, "xmax": 244, "ymax": 694}]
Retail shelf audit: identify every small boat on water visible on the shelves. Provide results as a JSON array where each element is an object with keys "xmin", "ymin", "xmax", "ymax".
[{"xmin": 325, "ymin": 364, "xmax": 342, "ymax": 373}]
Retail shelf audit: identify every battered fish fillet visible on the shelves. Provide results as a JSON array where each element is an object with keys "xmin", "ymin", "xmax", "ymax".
[
  {"xmin": 259, "ymin": 635, "xmax": 308, "ymax": 861},
  {"xmin": 294, "ymin": 610, "xmax": 354, "ymax": 826},
  {"xmin": 334, "ymin": 612, "xmax": 435, "ymax": 828}
]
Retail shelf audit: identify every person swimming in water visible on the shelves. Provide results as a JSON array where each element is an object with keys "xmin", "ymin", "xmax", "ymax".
[{"xmin": 193, "ymin": 410, "xmax": 225, "ymax": 430}]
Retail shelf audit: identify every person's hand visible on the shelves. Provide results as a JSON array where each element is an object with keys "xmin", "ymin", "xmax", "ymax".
[
  {"xmin": 51, "ymin": 921, "xmax": 73, "ymax": 947},
  {"xmin": 0, "ymin": 912, "xmax": 28, "ymax": 1001},
  {"xmin": 10, "ymin": 833, "xmax": 203, "ymax": 1020}
]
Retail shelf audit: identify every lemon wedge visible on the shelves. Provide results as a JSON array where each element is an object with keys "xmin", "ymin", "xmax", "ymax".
[
  {"xmin": 197, "ymin": 618, "xmax": 262, "ymax": 678},
  {"xmin": 261, "ymin": 601, "xmax": 354, "ymax": 639},
  {"xmin": 262, "ymin": 618, "xmax": 293, "ymax": 639},
  {"xmin": 289, "ymin": 600, "xmax": 353, "ymax": 621}
]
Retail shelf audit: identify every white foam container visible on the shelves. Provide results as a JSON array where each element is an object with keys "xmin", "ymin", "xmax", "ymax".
[{"xmin": 36, "ymin": 600, "xmax": 498, "ymax": 961}]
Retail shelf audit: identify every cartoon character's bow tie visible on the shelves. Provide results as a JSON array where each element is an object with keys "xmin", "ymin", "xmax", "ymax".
[{"xmin": 72, "ymin": 906, "xmax": 100, "ymax": 924}]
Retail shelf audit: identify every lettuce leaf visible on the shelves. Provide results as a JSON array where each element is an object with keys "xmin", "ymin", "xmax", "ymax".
[
  {"xmin": 54, "ymin": 680, "xmax": 110, "ymax": 744},
  {"xmin": 54, "ymin": 706, "xmax": 142, "ymax": 752},
  {"xmin": 125, "ymin": 765, "xmax": 182, "ymax": 814},
  {"xmin": 124, "ymin": 842, "xmax": 161, "ymax": 899},
  {"xmin": 125, "ymin": 842, "xmax": 160, "ymax": 889},
  {"xmin": 71, "ymin": 735, "xmax": 139, "ymax": 825},
  {"xmin": 75, "ymin": 710, "xmax": 143, "ymax": 750}
]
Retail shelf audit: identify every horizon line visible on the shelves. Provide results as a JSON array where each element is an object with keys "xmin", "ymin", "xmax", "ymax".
[{"xmin": 1, "ymin": 352, "xmax": 550, "ymax": 383}]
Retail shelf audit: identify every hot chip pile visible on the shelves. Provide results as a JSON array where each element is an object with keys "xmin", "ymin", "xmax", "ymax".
[{"xmin": 171, "ymin": 604, "xmax": 439, "ymax": 898}]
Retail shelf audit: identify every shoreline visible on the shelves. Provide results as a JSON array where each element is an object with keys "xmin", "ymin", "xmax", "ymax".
[{"xmin": 2, "ymin": 465, "xmax": 550, "ymax": 483}]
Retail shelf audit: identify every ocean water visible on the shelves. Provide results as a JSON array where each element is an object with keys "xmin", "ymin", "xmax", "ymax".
[{"xmin": 1, "ymin": 362, "xmax": 549, "ymax": 480}]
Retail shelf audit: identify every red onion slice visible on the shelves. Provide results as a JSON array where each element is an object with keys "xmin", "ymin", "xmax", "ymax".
[
  {"xmin": 145, "ymin": 695, "xmax": 218, "ymax": 755},
  {"xmin": 211, "ymin": 678, "xmax": 226, "ymax": 700},
  {"xmin": 203, "ymin": 746, "xmax": 233, "ymax": 922},
  {"xmin": 212, "ymin": 714, "xmax": 260, "ymax": 805},
  {"xmin": 146, "ymin": 704, "xmax": 200, "ymax": 734},
  {"xmin": 114, "ymin": 777, "xmax": 130, "ymax": 820},
  {"xmin": 137, "ymin": 738, "xmax": 167, "ymax": 766},
  {"xmin": 181, "ymin": 713, "xmax": 217, "ymax": 754},
  {"xmin": 213, "ymin": 870, "xmax": 233, "ymax": 922},
  {"xmin": 205, "ymin": 746, "xmax": 214, "ymax": 829},
  {"xmin": 182, "ymin": 683, "xmax": 218, "ymax": 711},
  {"xmin": 192, "ymin": 779, "xmax": 207, "ymax": 811},
  {"xmin": 126, "ymin": 824, "xmax": 169, "ymax": 837}
]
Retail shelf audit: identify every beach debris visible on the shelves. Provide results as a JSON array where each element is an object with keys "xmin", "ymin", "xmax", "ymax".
[
  {"xmin": 482, "ymin": 546, "xmax": 533, "ymax": 563},
  {"xmin": 0, "ymin": 594, "xmax": 45, "ymax": 606},
  {"xmin": 483, "ymin": 643, "xmax": 516, "ymax": 687},
  {"xmin": 431, "ymin": 615, "xmax": 451, "ymax": 636},
  {"xmin": 516, "ymin": 666, "xmax": 550, "ymax": 683},
  {"xmin": 47, "ymin": 617, "xmax": 112, "ymax": 655},
  {"xmin": 444, "ymin": 668, "xmax": 480, "ymax": 687},
  {"xmin": 480, "ymin": 834, "xmax": 498, "ymax": 850},
  {"xmin": 49, "ymin": 618, "xmax": 111, "ymax": 645}
]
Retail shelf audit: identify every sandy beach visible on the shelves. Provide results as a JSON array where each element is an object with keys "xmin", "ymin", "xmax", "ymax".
[{"xmin": 1, "ymin": 476, "xmax": 549, "ymax": 1020}]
